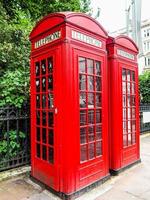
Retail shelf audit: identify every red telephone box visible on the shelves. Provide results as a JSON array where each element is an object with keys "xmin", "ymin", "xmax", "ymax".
[
  {"xmin": 107, "ymin": 35, "xmax": 140, "ymax": 174},
  {"xmin": 30, "ymin": 12, "xmax": 109, "ymax": 197}
]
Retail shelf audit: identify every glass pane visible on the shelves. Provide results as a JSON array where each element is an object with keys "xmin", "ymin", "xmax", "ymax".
[
  {"xmin": 36, "ymin": 144, "xmax": 41, "ymax": 158},
  {"xmin": 48, "ymin": 75, "xmax": 53, "ymax": 91},
  {"xmin": 42, "ymin": 111, "xmax": 47, "ymax": 126},
  {"xmin": 48, "ymin": 57, "xmax": 53, "ymax": 73},
  {"xmin": 48, "ymin": 112, "xmax": 53, "ymax": 127},
  {"xmin": 88, "ymin": 126, "xmax": 95, "ymax": 142},
  {"xmin": 79, "ymin": 57, "xmax": 86, "ymax": 73},
  {"xmin": 96, "ymin": 141, "xmax": 102, "ymax": 156},
  {"xmin": 132, "ymin": 120, "xmax": 136, "ymax": 131},
  {"xmin": 36, "ymin": 111, "xmax": 40, "ymax": 125},
  {"xmin": 96, "ymin": 109, "xmax": 102, "ymax": 123},
  {"xmin": 123, "ymin": 134, "xmax": 127, "ymax": 147},
  {"xmin": 132, "ymin": 108, "xmax": 136, "ymax": 119},
  {"xmin": 128, "ymin": 108, "xmax": 131, "ymax": 119},
  {"xmin": 80, "ymin": 128, "xmax": 86, "ymax": 144},
  {"xmin": 89, "ymin": 143, "xmax": 95, "ymax": 159},
  {"xmin": 87, "ymin": 59, "xmax": 94, "ymax": 74},
  {"xmin": 79, "ymin": 75, "xmax": 86, "ymax": 90},
  {"xmin": 96, "ymin": 93, "xmax": 101, "ymax": 107},
  {"xmin": 123, "ymin": 121, "xmax": 127, "ymax": 131},
  {"xmin": 123, "ymin": 109, "xmax": 126, "ymax": 119},
  {"xmin": 42, "ymin": 77, "xmax": 46, "ymax": 92},
  {"xmin": 48, "ymin": 93, "xmax": 54, "ymax": 108},
  {"xmin": 128, "ymin": 134, "xmax": 132, "ymax": 145},
  {"xmin": 80, "ymin": 145, "xmax": 87, "ymax": 162},
  {"xmin": 95, "ymin": 61, "xmax": 101, "ymax": 75},
  {"xmin": 36, "ymin": 78, "xmax": 40, "ymax": 92},
  {"xmin": 42, "ymin": 94, "xmax": 46, "ymax": 109},
  {"xmin": 80, "ymin": 92, "xmax": 86, "ymax": 108},
  {"xmin": 88, "ymin": 110, "xmax": 94, "ymax": 124},
  {"xmin": 42, "ymin": 128, "xmax": 47, "ymax": 143},
  {"xmin": 131, "ymin": 96, "xmax": 135, "ymax": 106},
  {"xmin": 80, "ymin": 110, "xmax": 86, "ymax": 126},
  {"xmin": 96, "ymin": 77, "xmax": 101, "ymax": 91},
  {"xmin": 36, "ymin": 127, "xmax": 40, "ymax": 142},
  {"xmin": 88, "ymin": 93, "xmax": 94, "ymax": 108},
  {"xmin": 122, "ymin": 82, "xmax": 126, "ymax": 94},
  {"xmin": 41, "ymin": 60, "xmax": 46, "ymax": 75},
  {"xmin": 132, "ymin": 83, "xmax": 135, "ymax": 94},
  {"xmin": 127, "ymin": 82, "xmax": 131, "ymax": 94},
  {"xmin": 131, "ymin": 71, "xmax": 135, "ymax": 81},
  {"xmin": 128, "ymin": 120, "xmax": 131, "ymax": 133},
  {"xmin": 48, "ymin": 147, "xmax": 54, "ymax": 164},
  {"xmin": 122, "ymin": 69, "xmax": 126, "ymax": 81},
  {"xmin": 127, "ymin": 70, "xmax": 131, "ymax": 81},
  {"xmin": 132, "ymin": 133, "xmax": 136, "ymax": 144},
  {"xmin": 87, "ymin": 76, "xmax": 94, "ymax": 91},
  {"xmin": 96, "ymin": 125, "xmax": 102, "ymax": 140},
  {"xmin": 35, "ymin": 62, "xmax": 40, "ymax": 76},
  {"xmin": 42, "ymin": 145, "xmax": 47, "ymax": 160},
  {"xmin": 123, "ymin": 95, "xmax": 126, "ymax": 107},
  {"xmin": 48, "ymin": 129, "xmax": 54, "ymax": 145},
  {"xmin": 36, "ymin": 95, "xmax": 40, "ymax": 108},
  {"xmin": 127, "ymin": 96, "xmax": 131, "ymax": 107}
]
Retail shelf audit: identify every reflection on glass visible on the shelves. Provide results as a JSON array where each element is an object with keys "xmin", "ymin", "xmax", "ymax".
[
  {"xmin": 48, "ymin": 93, "xmax": 54, "ymax": 108},
  {"xmin": 88, "ymin": 76, "xmax": 94, "ymax": 91},
  {"xmin": 131, "ymin": 96, "xmax": 135, "ymax": 106},
  {"xmin": 123, "ymin": 109, "xmax": 126, "ymax": 119},
  {"xmin": 41, "ymin": 60, "xmax": 46, "ymax": 75},
  {"xmin": 36, "ymin": 127, "xmax": 40, "ymax": 141},
  {"xmin": 132, "ymin": 83, "xmax": 135, "ymax": 94},
  {"xmin": 49, "ymin": 147, "xmax": 54, "ymax": 163},
  {"xmin": 36, "ymin": 95, "xmax": 40, "ymax": 108},
  {"xmin": 123, "ymin": 121, "xmax": 127, "ymax": 131},
  {"xmin": 35, "ymin": 62, "xmax": 40, "ymax": 76},
  {"xmin": 131, "ymin": 71, "xmax": 135, "ymax": 81},
  {"xmin": 36, "ymin": 111, "xmax": 40, "ymax": 125},
  {"xmin": 48, "ymin": 57, "xmax": 53, "ymax": 73},
  {"xmin": 79, "ymin": 75, "xmax": 86, "ymax": 90},
  {"xmin": 42, "ymin": 95, "xmax": 46, "ymax": 109},
  {"xmin": 96, "ymin": 93, "xmax": 101, "ymax": 107},
  {"xmin": 96, "ymin": 109, "xmax": 102, "ymax": 123},
  {"xmin": 95, "ymin": 61, "xmax": 101, "ymax": 75},
  {"xmin": 89, "ymin": 143, "xmax": 95, "ymax": 159},
  {"xmin": 132, "ymin": 108, "xmax": 136, "ymax": 119},
  {"xmin": 42, "ymin": 77, "xmax": 46, "ymax": 91},
  {"xmin": 88, "ymin": 126, "xmax": 95, "ymax": 141},
  {"xmin": 123, "ymin": 95, "xmax": 126, "ymax": 107},
  {"xmin": 79, "ymin": 57, "xmax": 86, "ymax": 73},
  {"xmin": 48, "ymin": 75, "xmax": 53, "ymax": 90},
  {"xmin": 88, "ymin": 93, "xmax": 94, "ymax": 108},
  {"xmin": 96, "ymin": 141, "xmax": 102, "ymax": 156},
  {"xmin": 128, "ymin": 108, "xmax": 131, "ymax": 119},
  {"xmin": 80, "ymin": 110, "xmax": 86, "ymax": 125},
  {"xmin": 87, "ymin": 59, "xmax": 94, "ymax": 74},
  {"xmin": 80, "ymin": 145, "xmax": 87, "ymax": 161},
  {"xmin": 96, "ymin": 126, "xmax": 102, "ymax": 140},
  {"xmin": 42, "ymin": 145, "xmax": 47, "ymax": 160},
  {"xmin": 123, "ymin": 134, "xmax": 127, "ymax": 147},
  {"xmin": 42, "ymin": 128, "xmax": 47, "ymax": 143},
  {"xmin": 128, "ymin": 134, "xmax": 132, "ymax": 145},
  {"xmin": 88, "ymin": 110, "xmax": 94, "ymax": 124},
  {"xmin": 48, "ymin": 112, "xmax": 53, "ymax": 127},
  {"xmin": 122, "ymin": 69, "xmax": 126, "ymax": 81},
  {"xmin": 80, "ymin": 128, "xmax": 86, "ymax": 144},
  {"xmin": 132, "ymin": 120, "xmax": 136, "ymax": 131},
  {"xmin": 132, "ymin": 133, "xmax": 136, "ymax": 144},
  {"xmin": 80, "ymin": 93, "xmax": 86, "ymax": 108},
  {"xmin": 122, "ymin": 82, "xmax": 126, "ymax": 94},
  {"xmin": 127, "ymin": 82, "xmax": 130, "ymax": 94},
  {"xmin": 127, "ymin": 70, "xmax": 130, "ymax": 81},
  {"xmin": 96, "ymin": 77, "xmax": 101, "ymax": 91},
  {"xmin": 128, "ymin": 120, "xmax": 131, "ymax": 133},
  {"xmin": 127, "ymin": 96, "xmax": 130, "ymax": 106},
  {"xmin": 42, "ymin": 111, "xmax": 47, "ymax": 126},
  {"xmin": 48, "ymin": 129, "xmax": 54, "ymax": 145},
  {"xmin": 36, "ymin": 78, "xmax": 40, "ymax": 92}
]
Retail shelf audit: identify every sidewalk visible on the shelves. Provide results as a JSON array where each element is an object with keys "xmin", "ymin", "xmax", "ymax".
[{"xmin": 0, "ymin": 133, "xmax": 150, "ymax": 200}]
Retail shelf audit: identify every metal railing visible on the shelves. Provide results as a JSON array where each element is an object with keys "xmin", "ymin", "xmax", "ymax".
[{"xmin": 0, "ymin": 105, "xmax": 30, "ymax": 171}]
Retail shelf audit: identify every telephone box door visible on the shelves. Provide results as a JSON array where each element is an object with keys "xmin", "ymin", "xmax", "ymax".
[{"xmin": 31, "ymin": 49, "xmax": 60, "ymax": 191}]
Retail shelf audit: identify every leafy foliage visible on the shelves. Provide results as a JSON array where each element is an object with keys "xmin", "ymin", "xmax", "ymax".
[
  {"xmin": 139, "ymin": 71, "xmax": 150, "ymax": 103},
  {"xmin": 0, "ymin": 0, "xmax": 91, "ymax": 108}
]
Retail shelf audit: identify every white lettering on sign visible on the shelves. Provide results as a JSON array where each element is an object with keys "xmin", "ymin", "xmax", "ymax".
[
  {"xmin": 72, "ymin": 30, "xmax": 102, "ymax": 48},
  {"xmin": 35, "ymin": 31, "xmax": 61, "ymax": 49},
  {"xmin": 117, "ymin": 49, "xmax": 135, "ymax": 60}
]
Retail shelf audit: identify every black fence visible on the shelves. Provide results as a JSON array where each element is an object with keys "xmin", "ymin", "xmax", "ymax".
[
  {"xmin": 0, "ymin": 105, "xmax": 30, "ymax": 171},
  {"xmin": 140, "ymin": 104, "xmax": 150, "ymax": 133}
]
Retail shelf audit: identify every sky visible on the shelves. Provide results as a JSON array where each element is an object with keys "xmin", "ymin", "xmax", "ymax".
[{"xmin": 91, "ymin": 0, "xmax": 150, "ymax": 32}]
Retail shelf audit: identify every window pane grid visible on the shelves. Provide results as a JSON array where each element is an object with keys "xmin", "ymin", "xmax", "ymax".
[
  {"xmin": 79, "ymin": 57, "xmax": 102, "ymax": 162},
  {"xmin": 122, "ymin": 68, "xmax": 136, "ymax": 147},
  {"xmin": 35, "ymin": 57, "xmax": 54, "ymax": 164}
]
